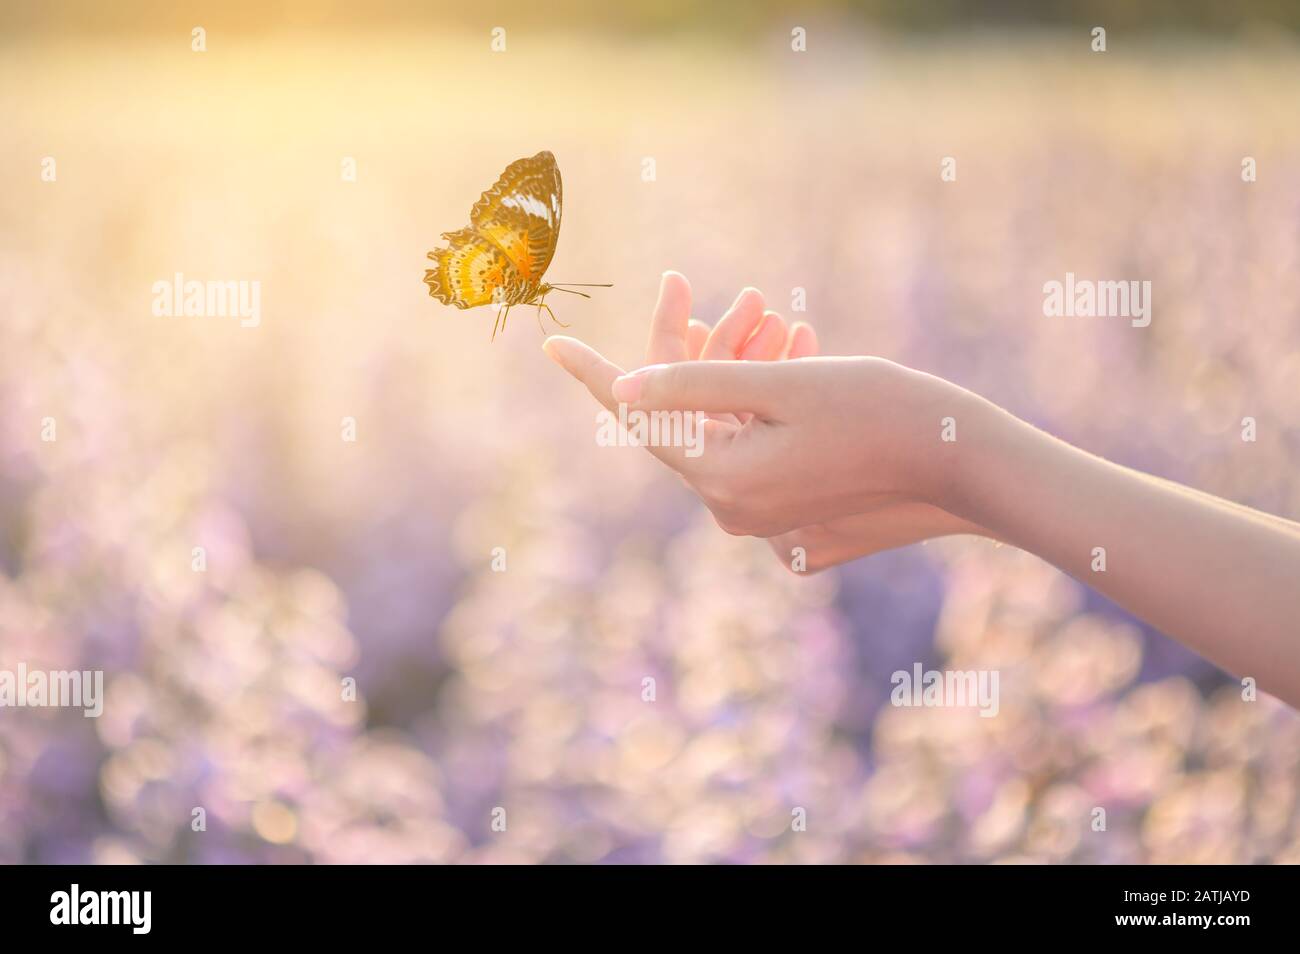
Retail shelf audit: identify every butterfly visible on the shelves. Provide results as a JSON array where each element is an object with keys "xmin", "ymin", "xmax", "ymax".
[{"xmin": 424, "ymin": 150, "xmax": 610, "ymax": 340}]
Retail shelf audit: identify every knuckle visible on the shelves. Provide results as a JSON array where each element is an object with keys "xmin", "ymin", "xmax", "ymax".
[{"xmin": 654, "ymin": 362, "xmax": 686, "ymax": 402}]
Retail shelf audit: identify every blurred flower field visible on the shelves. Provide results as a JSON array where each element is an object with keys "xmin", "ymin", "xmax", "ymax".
[{"xmin": 1, "ymin": 26, "xmax": 1299, "ymax": 863}]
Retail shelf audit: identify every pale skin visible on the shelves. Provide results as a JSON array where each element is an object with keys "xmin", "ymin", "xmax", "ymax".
[{"xmin": 543, "ymin": 272, "xmax": 1300, "ymax": 708}]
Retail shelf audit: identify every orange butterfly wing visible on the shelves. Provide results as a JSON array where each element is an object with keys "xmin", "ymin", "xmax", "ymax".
[
  {"xmin": 468, "ymin": 150, "xmax": 562, "ymax": 283},
  {"xmin": 424, "ymin": 228, "xmax": 518, "ymax": 309},
  {"xmin": 423, "ymin": 151, "xmax": 562, "ymax": 308}
]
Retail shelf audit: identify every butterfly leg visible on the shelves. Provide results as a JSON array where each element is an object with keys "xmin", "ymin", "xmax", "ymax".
[
  {"xmin": 491, "ymin": 304, "xmax": 510, "ymax": 342},
  {"xmin": 540, "ymin": 302, "xmax": 569, "ymax": 329}
]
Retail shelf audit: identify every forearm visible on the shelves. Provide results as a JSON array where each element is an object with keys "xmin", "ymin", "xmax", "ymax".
[{"xmin": 953, "ymin": 398, "xmax": 1300, "ymax": 706}]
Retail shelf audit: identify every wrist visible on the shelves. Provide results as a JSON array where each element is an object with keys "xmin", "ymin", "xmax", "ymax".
[{"xmin": 938, "ymin": 390, "xmax": 1027, "ymax": 532}]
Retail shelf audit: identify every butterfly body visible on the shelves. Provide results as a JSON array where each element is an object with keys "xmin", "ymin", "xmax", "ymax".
[{"xmin": 424, "ymin": 151, "xmax": 607, "ymax": 338}]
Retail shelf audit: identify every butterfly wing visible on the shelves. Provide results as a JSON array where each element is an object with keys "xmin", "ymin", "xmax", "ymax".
[
  {"xmin": 469, "ymin": 150, "xmax": 562, "ymax": 283},
  {"xmin": 424, "ymin": 227, "xmax": 520, "ymax": 308}
]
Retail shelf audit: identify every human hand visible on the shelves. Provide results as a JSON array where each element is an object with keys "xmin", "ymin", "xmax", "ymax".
[
  {"xmin": 546, "ymin": 275, "xmax": 1300, "ymax": 707},
  {"xmin": 633, "ymin": 272, "xmax": 992, "ymax": 565},
  {"xmin": 543, "ymin": 276, "xmax": 983, "ymax": 537},
  {"xmin": 643, "ymin": 271, "xmax": 817, "ymax": 430},
  {"xmin": 543, "ymin": 276, "xmax": 987, "ymax": 556},
  {"xmin": 611, "ymin": 354, "xmax": 986, "ymax": 537}
]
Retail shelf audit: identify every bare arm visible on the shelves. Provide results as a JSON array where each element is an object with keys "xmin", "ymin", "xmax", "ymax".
[
  {"xmin": 544, "ymin": 273, "xmax": 1300, "ymax": 707},
  {"xmin": 957, "ymin": 400, "xmax": 1300, "ymax": 702}
]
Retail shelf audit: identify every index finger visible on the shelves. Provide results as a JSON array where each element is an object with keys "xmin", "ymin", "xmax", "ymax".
[
  {"xmin": 544, "ymin": 336, "xmax": 723, "ymax": 474},
  {"xmin": 542, "ymin": 335, "xmax": 625, "ymax": 410}
]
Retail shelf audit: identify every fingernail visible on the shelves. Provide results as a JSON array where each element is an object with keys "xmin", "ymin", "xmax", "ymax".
[
  {"xmin": 612, "ymin": 364, "xmax": 664, "ymax": 403},
  {"xmin": 611, "ymin": 375, "xmax": 643, "ymax": 403}
]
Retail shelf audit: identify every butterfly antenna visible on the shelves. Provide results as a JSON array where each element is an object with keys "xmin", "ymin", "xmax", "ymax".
[{"xmin": 548, "ymin": 282, "xmax": 612, "ymax": 300}]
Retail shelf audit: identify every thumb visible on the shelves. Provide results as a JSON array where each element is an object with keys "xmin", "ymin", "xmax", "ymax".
[{"xmin": 611, "ymin": 360, "xmax": 787, "ymax": 417}]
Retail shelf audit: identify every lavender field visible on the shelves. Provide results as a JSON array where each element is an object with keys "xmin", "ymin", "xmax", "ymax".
[{"xmin": 2, "ymin": 23, "xmax": 1299, "ymax": 863}]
